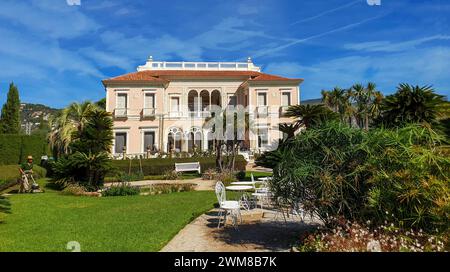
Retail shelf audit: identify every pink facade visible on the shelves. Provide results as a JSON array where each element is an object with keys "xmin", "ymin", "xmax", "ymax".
[{"xmin": 102, "ymin": 58, "xmax": 303, "ymax": 156}]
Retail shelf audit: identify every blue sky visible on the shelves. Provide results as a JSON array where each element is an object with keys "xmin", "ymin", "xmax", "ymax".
[{"xmin": 0, "ymin": 0, "xmax": 449, "ymax": 108}]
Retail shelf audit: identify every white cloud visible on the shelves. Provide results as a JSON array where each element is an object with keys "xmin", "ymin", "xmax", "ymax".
[{"xmin": 0, "ymin": 27, "xmax": 103, "ymax": 78}]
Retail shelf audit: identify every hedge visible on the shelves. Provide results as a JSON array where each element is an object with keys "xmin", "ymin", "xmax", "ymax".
[
  {"xmin": 0, "ymin": 134, "xmax": 48, "ymax": 165},
  {"xmin": 109, "ymin": 156, "xmax": 247, "ymax": 176}
]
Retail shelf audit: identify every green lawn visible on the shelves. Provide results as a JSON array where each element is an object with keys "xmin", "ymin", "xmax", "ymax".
[{"xmin": 0, "ymin": 179, "xmax": 216, "ymax": 252}]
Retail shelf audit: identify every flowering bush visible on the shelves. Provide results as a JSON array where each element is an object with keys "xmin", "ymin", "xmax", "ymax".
[{"xmin": 298, "ymin": 218, "xmax": 448, "ymax": 252}]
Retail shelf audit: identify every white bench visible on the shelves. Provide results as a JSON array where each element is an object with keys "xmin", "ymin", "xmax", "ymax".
[{"xmin": 175, "ymin": 162, "xmax": 201, "ymax": 174}]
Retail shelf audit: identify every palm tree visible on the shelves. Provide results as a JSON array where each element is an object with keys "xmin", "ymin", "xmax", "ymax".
[
  {"xmin": 279, "ymin": 122, "xmax": 301, "ymax": 140},
  {"xmin": 380, "ymin": 84, "xmax": 445, "ymax": 127},
  {"xmin": 49, "ymin": 101, "xmax": 100, "ymax": 157},
  {"xmin": 286, "ymin": 104, "xmax": 338, "ymax": 128}
]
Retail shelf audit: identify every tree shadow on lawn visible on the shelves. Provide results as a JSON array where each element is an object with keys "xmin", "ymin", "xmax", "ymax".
[{"xmin": 204, "ymin": 210, "xmax": 319, "ymax": 251}]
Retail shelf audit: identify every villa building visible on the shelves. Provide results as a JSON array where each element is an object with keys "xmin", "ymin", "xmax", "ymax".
[{"xmin": 102, "ymin": 57, "xmax": 303, "ymax": 157}]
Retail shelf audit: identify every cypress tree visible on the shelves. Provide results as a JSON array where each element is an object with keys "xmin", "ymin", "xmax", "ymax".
[{"xmin": 0, "ymin": 83, "xmax": 21, "ymax": 134}]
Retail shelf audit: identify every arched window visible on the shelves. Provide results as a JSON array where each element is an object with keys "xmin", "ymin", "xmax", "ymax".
[
  {"xmin": 167, "ymin": 127, "xmax": 182, "ymax": 153},
  {"xmin": 200, "ymin": 90, "xmax": 210, "ymax": 111},
  {"xmin": 187, "ymin": 127, "xmax": 202, "ymax": 153},
  {"xmin": 211, "ymin": 90, "xmax": 221, "ymax": 108},
  {"xmin": 188, "ymin": 90, "xmax": 199, "ymax": 115}
]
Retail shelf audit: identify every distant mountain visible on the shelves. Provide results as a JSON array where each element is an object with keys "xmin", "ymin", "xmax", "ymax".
[
  {"xmin": 301, "ymin": 98, "xmax": 323, "ymax": 105},
  {"xmin": 20, "ymin": 103, "xmax": 60, "ymax": 134}
]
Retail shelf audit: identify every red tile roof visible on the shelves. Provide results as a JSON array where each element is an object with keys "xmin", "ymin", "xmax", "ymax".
[{"xmin": 102, "ymin": 70, "xmax": 303, "ymax": 85}]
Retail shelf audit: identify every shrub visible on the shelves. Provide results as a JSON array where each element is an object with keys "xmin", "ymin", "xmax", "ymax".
[
  {"xmin": 215, "ymin": 169, "xmax": 237, "ymax": 186},
  {"xmin": 202, "ymin": 168, "xmax": 217, "ymax": 180},
  {"xmin": 236, "ymin": 171, "xmax": 246, "ymax": 180},
  {"xmin": 163, "ymin": 170, "xmax": 180, "ymax": 180},
  {"xmin": 141, "ymin": 183, "xmax": 196, "ymax": 195},
  {"xmin": 52, "ymin": 152, "xmax": 112, "ymax": 191},
  {"xmin": 102, "ymin": 182, "xmax": 140, "ymax": 197},
  {"xmin": 61, "ymin": 184, "xmax": 87, "ymax": 196},
  {"xmin": 272, "ymin": 122, "xmax": 449, "ymax": 232}
]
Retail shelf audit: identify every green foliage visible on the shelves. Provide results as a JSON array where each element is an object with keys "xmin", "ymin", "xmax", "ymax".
[
  {"xmin": 0, "ymin": 195, "xmax": 11, "ymax": 214},
  {"xmin": 162, "ymin": 170, "xmax": 180, "ymax": 180},
  {"xmin": 95, "ymin": 98, "xmax": 106, "ymax": 110},
  {"xmin": 0, "ymin": 83, "xmax": 21, "ymax": 134},
  {"xmin": 70, "ymin": 109, "xmax": 114, "ymax": 154},
  {"xmin": 141, "ymin": 183, "xmax": 196, "ymax": 195},
  {"xmin": 377, "ymin": 84, "xmax": 446, "ymax": 128},
  {"xmin": 53, "ymin": 152, "xmax": 112, "ymax": 190},
  {"xmin": 102, "ymin": 182, "xmax": 140, "ymax": 197},
  {"xmin": 0, "ymin": 134, "xmax": 48, "ymax": 165},
  {"xmin": 60, "ymin": 184, "xmax": 87, "ymax": 196},
  {"xmin": 272, "ymin": 121, "xmax": 449, "ymax": 232},
  {"xmin": 236, "ymin": 171, "xmax": 246, "ymax": 180},
  {"xmin": 286, "ymin": 104, "xmax": 339, "ymax": 128},
  {"xmin": 255, "ymin": 147, "xmax": 284, "ymax": 169},
  {"xmin": 109, "ymin": 156, "xmax": 247, "ymax": 176}
]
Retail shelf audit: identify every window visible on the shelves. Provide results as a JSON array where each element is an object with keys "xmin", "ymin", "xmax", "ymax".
[
  {"xmin": 228, "ymin": 95, "xmax": 237, "ymax": 107},
  {"xmin": 257, "ymin": 93, "xmax": 267, "ymax": 106},
  {"xmin": 143, "ymin": 131, "xmax": 155, "ymax": 152},
  {"xmin": 281, "ymin": 92, "xmax": 291, "ymax": 106},
  {"xmin": 144, "ymin": 93, "xmax": 155, "ymax": 109},
  {"xmin": 116, "ymin": 93, "xmax": 127, "ymax": 116},
  {"xmin": 115, "ymin": 132, "xmax": 127, "ymax": 154},
  {"xmin": 258, "ymin": 128, "xmax": 269, "ymax": 148},
  {"xmin": 170, "ymin": 97, "xmax": 180, "ymax": 112}
]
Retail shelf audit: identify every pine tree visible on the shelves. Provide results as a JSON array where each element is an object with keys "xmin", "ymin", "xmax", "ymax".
[{"xmin": 0, "ymin": 83, "xmax": 21, "ymax": 134}]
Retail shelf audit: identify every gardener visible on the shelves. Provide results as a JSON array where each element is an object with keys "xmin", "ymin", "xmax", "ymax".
[{"xmin": 18, "ymin": 155, "xmax": 34, "ymax": 193}]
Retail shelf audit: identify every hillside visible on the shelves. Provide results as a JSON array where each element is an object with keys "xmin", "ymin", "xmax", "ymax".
[{"xmin": 20, "ymin": 103, "xmax": 60, "ymax": 134}]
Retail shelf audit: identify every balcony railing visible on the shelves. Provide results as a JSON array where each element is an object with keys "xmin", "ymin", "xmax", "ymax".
[
  {"xmin": 188, "ymin": 111, "xmax": 212, "ymax": 118},
  {"xmin": 114, "ymin": 108, "xmax": 128, "ymax": 118},
  {"xmin": 256, "ymin": 106, "xmax": 269, "ymax": 118},
  {"xmin": 142, "ymin": 108, "xmax": 156, "ymax": 118},
  {"xmin": 279, "ymin": 106, "xmax": 290, "ymax": 117}
]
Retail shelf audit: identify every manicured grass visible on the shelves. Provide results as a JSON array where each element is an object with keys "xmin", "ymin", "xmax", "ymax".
[
  {"xmin": 0, "ymin": 179, "xmax": 216, "ymax": 252},
  {"xmin": 243, "ymin": 171, "xmax": 272, "ymax": 181}
]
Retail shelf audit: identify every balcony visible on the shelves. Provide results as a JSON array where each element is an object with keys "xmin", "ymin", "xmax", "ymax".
[
  {"xmin": 279, "ymin": 106, "xmax": 290, "ymax": 117},
  {"xmin": 114, "ymin": 108, "xmax": 128, "ymax": 118},
  {"xmin": 142, "ymin": 108, "xmax": 156, "ymax": 118},
  {"xmin": 188, "ymin": 111, "xmax": 212, "ymax": 118},
  {"xmin": 256, "ymin": 106, "xmax": 269, "ymax": 118}
]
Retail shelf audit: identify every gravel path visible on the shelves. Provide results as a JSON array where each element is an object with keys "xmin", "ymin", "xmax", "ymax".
[{"xmin": 161, "ymin": 209, "xmax": 319, "ymax": 252}]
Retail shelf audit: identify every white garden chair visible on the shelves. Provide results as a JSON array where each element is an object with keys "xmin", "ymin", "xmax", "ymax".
[
  {"xmin": 215, "ymin": 181, "xmax": 242, "ymax": 228},
  {"xmin": 250, "ymin": 174, "xmax": 271, "ymax": 210}
]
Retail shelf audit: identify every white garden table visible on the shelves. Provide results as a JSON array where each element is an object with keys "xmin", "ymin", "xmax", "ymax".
[
  {"xmin": 230, "ymin": 181, "xmax": 256, "ymax": 186},
  {"xmin": 226, "ymin": 185, "xmax": 253, "ymax": 210}
]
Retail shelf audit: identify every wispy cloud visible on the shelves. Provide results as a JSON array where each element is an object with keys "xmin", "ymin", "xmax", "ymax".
[
  {"xmin": 252, "ymin": 13, "xmax": 387, "ymax": 58},
  {"xmin": 291, "ymin": 0, "xmax": 361, "ymax": 25},
  {"xmin": 344, "ymin": 35, "xmax": 450, "ymax": 52}
]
